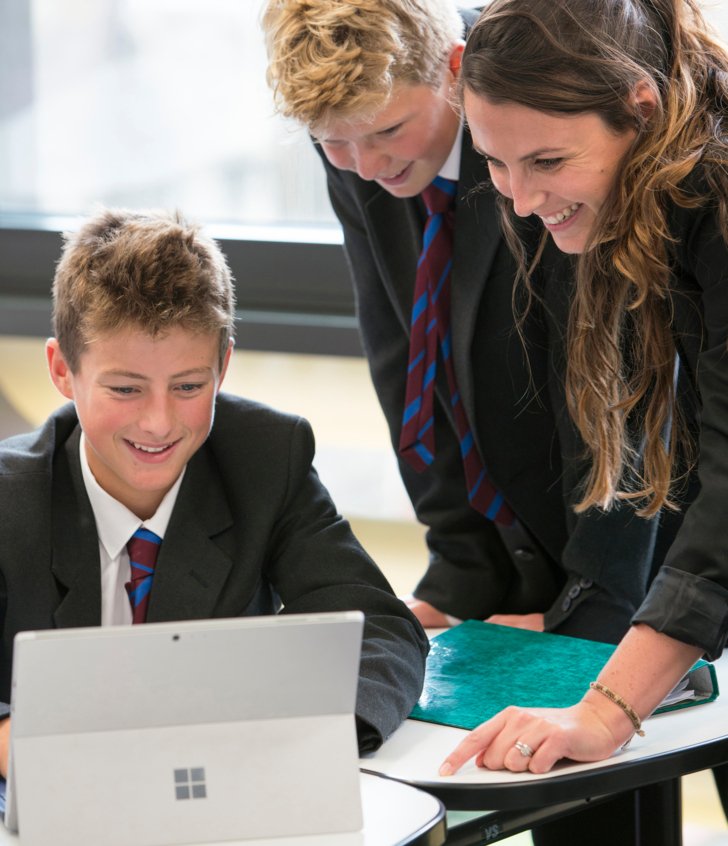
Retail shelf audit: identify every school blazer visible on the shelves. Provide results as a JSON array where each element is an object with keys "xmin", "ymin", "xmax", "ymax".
[{"xmin": 0, "ymin": 394, "xmax": 428, "ymax": 750}]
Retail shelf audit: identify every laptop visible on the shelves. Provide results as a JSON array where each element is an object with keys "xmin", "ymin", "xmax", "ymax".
[{"xmin": 3, "ymin": 611, "xmax": 364, "ymax": 846}]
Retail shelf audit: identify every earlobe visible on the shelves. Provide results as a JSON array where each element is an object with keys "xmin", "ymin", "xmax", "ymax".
[{"xmin": 46, "ymin": 339, "xmax": 75, "ymax": 400}]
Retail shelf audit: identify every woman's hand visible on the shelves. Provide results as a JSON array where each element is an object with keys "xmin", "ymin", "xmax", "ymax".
[
  {"xmin": 439, "ymin": 699, "xmax": 628, "ymax": 776},
  {"xmin": 438, "ymin": 625, "xmax": 704, "ymax": 776}
]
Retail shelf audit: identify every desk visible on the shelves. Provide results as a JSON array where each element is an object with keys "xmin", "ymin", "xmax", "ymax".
[
  {"xmin": 362, "ymin": 654, "xmax": 728, "ymax": 844},
  {"xmin": 0, "ymin": 772, "xmax": 445, "ymax": 846}
]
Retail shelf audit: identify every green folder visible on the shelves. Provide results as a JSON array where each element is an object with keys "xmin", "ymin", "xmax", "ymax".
[{"xmin": 410, "ymin": 620, "xmax": 719, "ymax": 730}]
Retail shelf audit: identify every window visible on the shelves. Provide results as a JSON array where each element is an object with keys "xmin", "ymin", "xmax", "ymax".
[
  {"xmin": 0, "ymin": 0, "xmax": 336, "ymax": 227},
  {"xmin": 2, "ymin": 2, "xmax": 727, "ymax": 353},
  {"xmin": 0, "ymin": 0, "xmax": 355, "ymax": 353}
]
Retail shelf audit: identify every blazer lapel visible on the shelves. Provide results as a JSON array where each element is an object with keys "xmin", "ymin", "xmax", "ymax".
[
  {"xmin": 365, "ymin": 187, "xmax": 425, "ymax": 330},
  {"xmin": 147, "ymin": 445, "xmax": 234, "ymax": 622},
  {"xmin": 51, "ymin": 428, "xmax": 103, "ymax": 628},
  {"xmin": 451, "ymin": 132, "xmax": 505, "ymax": 444}
]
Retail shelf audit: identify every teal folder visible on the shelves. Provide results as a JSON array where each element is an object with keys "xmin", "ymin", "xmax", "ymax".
[{"xmin": 410, "ymin": 620, "xmax": 719, "ymax": 730}]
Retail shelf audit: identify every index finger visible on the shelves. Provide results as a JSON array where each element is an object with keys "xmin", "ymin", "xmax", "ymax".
[{"xmin": 439, "ymin": 711, "xmax": 507, "ymax": 776}]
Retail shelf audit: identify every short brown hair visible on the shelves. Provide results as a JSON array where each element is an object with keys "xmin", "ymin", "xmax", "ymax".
[
  {"xmin": 262, "ymin": 0, "xmax": 463, "ymax": 129},
  {"xmin": 52, "ymin": 208, "xmax": 235, "ymax": 372}
]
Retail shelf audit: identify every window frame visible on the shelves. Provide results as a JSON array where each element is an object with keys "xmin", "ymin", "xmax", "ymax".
[{"xmin": 0, "ymin": 221, "xmax": 362, "ymax": 357}]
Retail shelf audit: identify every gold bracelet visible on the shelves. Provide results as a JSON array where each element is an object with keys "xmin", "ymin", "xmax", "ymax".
[{"xmin": 589, "ymin": 682, "xmax": 645, "ymax": 737}]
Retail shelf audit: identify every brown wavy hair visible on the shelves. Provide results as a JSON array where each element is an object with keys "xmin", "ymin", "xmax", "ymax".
[{"xmin": 461, "ymin": 0, "xmax": 728, "ymax": 516}]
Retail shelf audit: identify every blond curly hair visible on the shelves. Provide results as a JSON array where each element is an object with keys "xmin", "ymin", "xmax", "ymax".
[{"xmin": 262, "ymin": 0, "xmax": 463, "ymax": 128}]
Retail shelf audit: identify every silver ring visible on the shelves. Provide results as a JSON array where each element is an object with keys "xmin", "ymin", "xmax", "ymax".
[{"xmin": 514, "ymin": 740, "xmax": 534, "ymax": 758}]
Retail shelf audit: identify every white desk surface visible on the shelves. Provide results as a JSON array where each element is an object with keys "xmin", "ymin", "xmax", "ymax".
[
  {"xmin": 361, "ymin": 649, "xmax": 728, "ymax": 809},
  {"xmin": 0, "ymin": 772, "xmax": 445, "ymax": 846}
]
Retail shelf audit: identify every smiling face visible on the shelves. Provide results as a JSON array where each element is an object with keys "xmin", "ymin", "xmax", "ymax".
[
  {"xmin": 47, "ymin": 325, "xmax": 232, "ymax": 519},
  {"xmin": 463, "ymin": 90, "xmax": 637, "ymax": 254},
  {"xmin": 315, "ymin": 62, "xmax": 462, "ymax": 198}
]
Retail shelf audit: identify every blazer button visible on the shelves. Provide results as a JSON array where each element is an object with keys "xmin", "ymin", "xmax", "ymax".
[
  {"xmin": 568, "ymin": 583, "xmax": 581, "ymax": 599},
  {"xmin": 561, "ymin": 596, "xmax": 572, "ymax": 612},
  {"xmin": 579, "ymin": 577, "xmax": 594, "ymax": 589},
  {"xmin": 514, "ymin": 547, "xmax": 535, "ymax": 561}
]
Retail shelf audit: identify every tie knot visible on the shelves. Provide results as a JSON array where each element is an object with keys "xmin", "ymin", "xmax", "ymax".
[
  {"xmin": 127, "ymin": 527, "xmax": 162, "ymax": 568},
  {"xmin": 422, "ymin": 176, "xmax": 457, "ymax": 216}
]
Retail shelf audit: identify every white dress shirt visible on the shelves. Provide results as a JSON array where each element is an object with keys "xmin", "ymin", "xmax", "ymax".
[{"xmin": 79, "ymin": 432, "xmax": 185, "ymax": 625}]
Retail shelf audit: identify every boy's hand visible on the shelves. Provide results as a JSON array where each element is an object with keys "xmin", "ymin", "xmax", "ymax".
[
  {"xmin": 0, "ymin": 718, "xmax": 9, "ymax": 778},
  {"xmin": 485, "ymin": 613, "xmax": 545, "ymax": 631},
  {"xmin": 403, "ymin": 596, "xmax": 452, "ymax": 628}
]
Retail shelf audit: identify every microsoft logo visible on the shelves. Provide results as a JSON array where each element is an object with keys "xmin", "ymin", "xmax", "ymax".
[{"xmin": 174, "ymin": 767, "xmax": 207, "ymax": 800}]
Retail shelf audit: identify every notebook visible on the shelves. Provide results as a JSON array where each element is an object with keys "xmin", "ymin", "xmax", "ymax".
[
  {"xmin": 410, "ymin": 620, "xmax": 718, "ymax": 730},
  {"xmin": 3, "ymin": 611, "xmax": 365, "ymax": 846}
]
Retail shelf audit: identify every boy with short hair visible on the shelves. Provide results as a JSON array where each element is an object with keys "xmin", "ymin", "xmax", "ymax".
[
  {"xmin": 0, "ymin": 207, "xmax": 428, "ymax": 775},
  {"xmin": 263, "ymin": 0, "xmax": 575, "ymax": 629}
]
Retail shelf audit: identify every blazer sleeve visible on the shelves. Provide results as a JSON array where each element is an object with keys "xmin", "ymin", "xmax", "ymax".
[
  {"xmin": 320, "ymin": 149, "xmax": 537, "ymax": 621},
  {"xmin": 263, "ymin": 413, "xmax": 429, "ymax": 751},
  {"xmin": 0, "ymin": 566, "xmax": 6, "ymax": 712},
  {"xmin": 632, "ymin": 199, "xmax": 728, "ymax": 659}
]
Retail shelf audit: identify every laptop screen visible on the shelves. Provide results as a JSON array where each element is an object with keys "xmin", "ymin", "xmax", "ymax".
[{"xmin": 7, "ymin": 611, "xmax": 365, "ymax": 846}]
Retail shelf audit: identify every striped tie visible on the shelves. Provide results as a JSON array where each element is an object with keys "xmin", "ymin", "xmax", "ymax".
[
  {"xmin": 125, "ymin": 528, "xmax": 161, "ymax": 624},
  {"xmin": 399, "ymin": 176, "xmax": 515, "ymax": 526}
]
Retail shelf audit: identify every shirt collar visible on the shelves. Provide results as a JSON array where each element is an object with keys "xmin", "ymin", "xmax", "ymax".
[
  {"xmin": 79, "ymin": 431, "xmax": 186, "ymax": 560},
  {"xmin": 438, "ymin": 121, "xmax": 464, "ymax": 182}
]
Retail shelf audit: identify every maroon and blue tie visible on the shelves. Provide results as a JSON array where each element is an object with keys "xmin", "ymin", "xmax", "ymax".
[
  {"xmin": 125, "ymin": 528, "xmax": 161, "ymax": 624},
  {"xmin": 399, "ymin": 175, "xmax": 515, "ymax": 525}
]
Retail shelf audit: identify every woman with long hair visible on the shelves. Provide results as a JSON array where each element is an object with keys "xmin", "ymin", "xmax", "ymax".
[{"xmin": 441, "ymin": 0, "xmax": 728, "ymax": 778}]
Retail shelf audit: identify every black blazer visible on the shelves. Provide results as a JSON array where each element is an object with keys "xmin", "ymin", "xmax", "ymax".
[
  {"xmin": 0, "ymin": 394, "xmax": 429, "ymax": 750},
  {"xmin": 319, "ymin": 122, "xmax": 667, "ymax": 638},
  {"xmin": 630, "ymin": 186, "xmax": 728, "ymax": 660}
]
